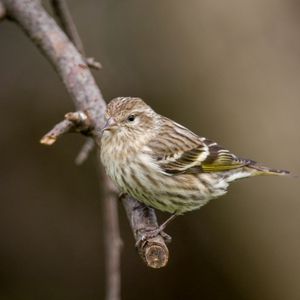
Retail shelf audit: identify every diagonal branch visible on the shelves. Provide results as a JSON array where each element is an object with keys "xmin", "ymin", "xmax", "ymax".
[
  {"xmin": 51, "ymin": 0, "xmax": 101, "ymax": 69},
  {"xmin": 50, "ymin": 0, "xmax": 99, "ymax": 164},
  {"xmin": 51, "ymin": 0, "xmax": 85, "ymax": 55},
  {"xmin": 122, "ymin": 196, "xmax": 170, "ymax": 268},
  {"xmin": 2, "ymin": 0, "xmax": 170, "ymax": 285},
  {"xmin": 75, "ymin": 137, "xmax": 95, "ymax": 165}
]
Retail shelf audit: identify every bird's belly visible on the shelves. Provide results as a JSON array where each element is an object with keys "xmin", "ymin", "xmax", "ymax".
[
  {"xmin": 123, "ymin": 171, "xmax": 229, "ymax": 214},
  {"xmin": 101, "ymin": 148, "xmax": 229, "ymax": 214}
]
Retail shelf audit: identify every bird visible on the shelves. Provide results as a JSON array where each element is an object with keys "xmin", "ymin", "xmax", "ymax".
[{"xmin": 100, "ymin": 97, "xmax": 289, "ymax": 237}]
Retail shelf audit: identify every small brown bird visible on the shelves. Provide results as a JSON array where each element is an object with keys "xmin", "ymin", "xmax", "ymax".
[{"xmin": 100, "ymin": 97, "xmax": 289, "ymax": 234}]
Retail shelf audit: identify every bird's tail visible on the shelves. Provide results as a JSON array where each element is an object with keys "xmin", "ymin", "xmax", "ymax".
[{"xmin": 248, "ymin": 163, "xmax": 291, "ymax": 176}]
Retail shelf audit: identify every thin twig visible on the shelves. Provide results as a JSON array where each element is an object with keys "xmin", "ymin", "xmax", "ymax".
[
  {"xmin": 40, "ymin": 119, "xmax": 74, "ymax": 145},
  {"xmin": 85, "ymin": 56, "xmax": 102, "ymax": 69},
  {"xmin": 40, "ymin": 111, "xmax": 93, "ymax": 145},
  {"xmin": 51, "ymin": 0, "xmax": 101, "ymax": 69},
  {"xmin": 75, "ymin": 137, "xmax": 95, "ymax": 165},
  {"xmin": 64, "ymin": 111, "xmax": 93, "ymax": 132},
  {"xmin": 51, "ymin": 0, "xmax": 85, "ymax": 54}
]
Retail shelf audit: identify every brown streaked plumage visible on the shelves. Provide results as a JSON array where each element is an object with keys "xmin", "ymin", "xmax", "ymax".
[{"xmin": 100, "ymin": 97, "xmax": 289, "ymax": 215}]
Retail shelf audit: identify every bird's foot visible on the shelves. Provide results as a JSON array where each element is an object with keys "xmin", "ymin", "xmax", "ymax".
[
  {"xmin": 135, "ymin": 226, "xmax": 172, "ymax": 248},
  {"xmin": 135, "ymin": 214, "xmax": 176, "ymax": 248}
]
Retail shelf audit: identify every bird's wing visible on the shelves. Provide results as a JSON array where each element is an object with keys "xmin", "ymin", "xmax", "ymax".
[{"xmin": 148, "ymin": 118, "xmax": 252, "ymax": 175}]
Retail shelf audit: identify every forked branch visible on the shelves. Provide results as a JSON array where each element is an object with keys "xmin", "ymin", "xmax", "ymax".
[{"xmin": 2, "ymin": 0, "xmax": 170, "ymax": 288}]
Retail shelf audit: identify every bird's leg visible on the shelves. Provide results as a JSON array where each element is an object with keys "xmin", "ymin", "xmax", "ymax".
[
  {"xmin": 158, "ymin": 214, "xmax": 177, "ymax": 232},
  {"xmin": 135, "ymin": 214, "xmax": 177, "ymax": 247}
]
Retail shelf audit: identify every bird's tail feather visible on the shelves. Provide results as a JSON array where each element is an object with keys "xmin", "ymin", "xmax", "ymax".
[{"xmin": 248, "ymin": 164, "xmax": 291, "ymax": 176}]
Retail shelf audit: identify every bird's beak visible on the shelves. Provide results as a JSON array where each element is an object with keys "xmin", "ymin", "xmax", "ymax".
[{"xmin": 101, "ymin": 117, "xmax": 117, "ymax": 134}]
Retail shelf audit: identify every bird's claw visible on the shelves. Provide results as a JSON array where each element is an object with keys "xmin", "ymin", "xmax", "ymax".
[{"xmin": 135, "ymin": 227, "xmax": 172, "ymax": 248}]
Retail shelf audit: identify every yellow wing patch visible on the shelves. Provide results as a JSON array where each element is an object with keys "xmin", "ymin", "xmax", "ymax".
[{"xmin": 202, "ymin": 151, "xmax": 251, "ymax": 172}]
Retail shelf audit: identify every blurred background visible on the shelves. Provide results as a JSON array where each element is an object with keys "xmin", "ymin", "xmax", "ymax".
[{"xmin": 0, "ymin": 0, "xmax": 299, "ymax": 299}]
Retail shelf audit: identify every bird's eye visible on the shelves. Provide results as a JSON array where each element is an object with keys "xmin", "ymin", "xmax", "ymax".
[{"xmin": 127, "ymin": 115, "xmax": 135, "ymax": 122}]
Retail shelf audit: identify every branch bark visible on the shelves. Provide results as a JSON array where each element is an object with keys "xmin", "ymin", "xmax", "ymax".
[
  {"xmin": 122, "ymin": 197, "xmax": 169, "ymax": 268},
  {"xmin": 51, "ymin": 0, "xmax": 85, "ymax": 56},
  {"xmin": 2, "ymin": 0, "xmax": 169, "ymax": 280},
  {"xmin": 51, "ymin": 0, "xmax": 101, "ymax": 69},
  {"xmin": 101, "ymin": 170, "xmax": 122, "ymax": 300}
]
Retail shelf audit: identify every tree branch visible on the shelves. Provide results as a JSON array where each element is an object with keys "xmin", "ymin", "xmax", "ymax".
[
  {"xmin": 50, "ymin": 0, "xmax": 99, "ymax": 164},
  {"xmin": 122, "ymin": 196, "xmax": 170, "ymax": 268},
  {"xmin": 75, "ymin": 137, "xmax": 95, "ymax": 165},
  {"xmin": 0, "ymin": 9, "xmax": 169, "ymax": 300},
  {"xmin": 51, "ymin": 0, "xmax": 101, "ymax": 69},
  {"xmin": 101, "ymin": 170, "xmax": 122, "ymax": 300},
  {"xmin": 40, "ymin": 111, "xmax": 92, "ymax": 145},
  {"xmin": 2, "ymin": 0, "xmax": 170, "ymax": 285},
  {"xmin": 40, "ymin": 119, "xmax": 74, "ymax": 145}
]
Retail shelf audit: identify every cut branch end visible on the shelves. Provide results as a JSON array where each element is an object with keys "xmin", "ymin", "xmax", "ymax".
[
  {"xmin": 86, "ymin": 57, "xmax": 102, "ymax": 70},
  {"xmin": 141, "ymin": 239, "xmax": 169, "ymax": 268},
  {"xmin": 122, "ymin": 196, "xmax": 171, "ymax": 268},
  {"xmin": 40, "ymin": 135, "xmax": 57, "ymax": 145},
  {"xmin": 40, "ymin": 119, "xmax": 74, "ymax": 146},
  {"xmin": 40, "ymin": 111, "xmax": 93, "ymax": 147}
]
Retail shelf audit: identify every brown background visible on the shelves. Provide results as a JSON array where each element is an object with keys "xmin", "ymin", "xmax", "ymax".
[{"xmin": 0, "ymin": 0, "xmax": 299, "ymax": 299}]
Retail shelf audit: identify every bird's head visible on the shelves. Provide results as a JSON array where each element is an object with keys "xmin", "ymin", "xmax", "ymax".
[{"xmin": 101, "ymin": 97, "xmax": 159, "ymax": 143}]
